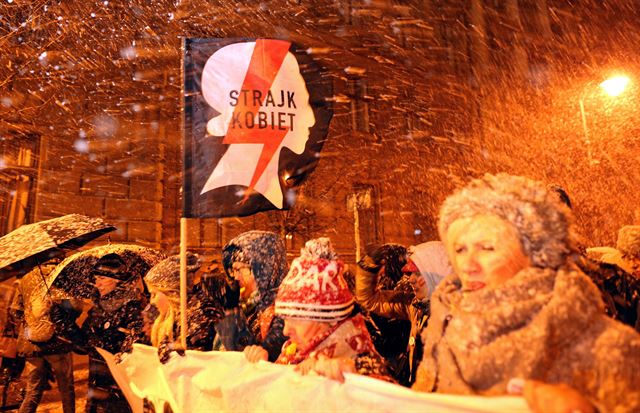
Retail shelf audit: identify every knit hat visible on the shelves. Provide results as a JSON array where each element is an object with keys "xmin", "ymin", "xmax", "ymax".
[
  {"xmin": 587, "ymin": 225, "xmax": 640, "ymax": 274},
  {"xmin": 92, "ymin": 253, "xmax": 132, "ymax": 281},
  {"xmin": 404, "ymin": 241, "xmax": 452, "ymax": 298},
  {"xmin": 439, "ymin": 173, "xmax": 574, "ymax": 269},
  {"xmin": 275, "ymin": 237, "xmax": 354, "ymax": 322},
  {"xmin": 144, "ymin": 252, "xmax": 201, "ymax": 299}
]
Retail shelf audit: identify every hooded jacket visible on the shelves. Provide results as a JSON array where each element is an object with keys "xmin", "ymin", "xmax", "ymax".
[
  {"xmin": 216, "ymin": 231, "xmax": 288, "ymax": 361},
  {"xmin": 412, "ymin": 267, "xmax": 640, "ymax": 413},
  {"xmin": 356, "ymin": 241, "xmax": 452, "ymax": 384}
]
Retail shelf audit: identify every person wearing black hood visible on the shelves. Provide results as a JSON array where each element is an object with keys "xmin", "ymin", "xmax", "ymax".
[
  {"xmin": 357, "ymin": 242, "xmax": 452, "ymax": 386},
  {"xmin": 81, "ymin": 255, "xmax": 149, "ymax": 413},
  {"xmin": 214, "ymin": 230, "xmax": 288, "ymax": 362}
]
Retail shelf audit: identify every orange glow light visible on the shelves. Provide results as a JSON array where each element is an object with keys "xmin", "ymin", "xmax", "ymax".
[{"xmin": 600, "ymin": 75, "xmax": 630, "ymax": 97}]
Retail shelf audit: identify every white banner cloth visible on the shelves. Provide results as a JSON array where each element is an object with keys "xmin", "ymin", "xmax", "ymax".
[{"xmin": 98, "ymin": 344, "xmax": 530, "ymax": 413}]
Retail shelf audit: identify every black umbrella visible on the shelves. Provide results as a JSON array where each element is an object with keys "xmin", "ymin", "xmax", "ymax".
[
  {"xmin": 49, "ymin": 244, "xmax": 166, "ymax": 299},
  {"xmin": 0, "ymin": 214, "xmax": 116, "ymax": 281},
  {"xmin": 15, "ymin": 244, "xmax": 164, "ymax": 344}
]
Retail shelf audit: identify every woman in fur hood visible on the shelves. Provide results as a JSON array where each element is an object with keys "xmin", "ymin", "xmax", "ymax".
[{"xmin": 412, "ymin": 173, "xmax": 640, "ymax": 413}]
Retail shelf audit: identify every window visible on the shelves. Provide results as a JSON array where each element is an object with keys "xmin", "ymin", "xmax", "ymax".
[
  {"xmin": 0, "ymin": 134, "xmax": 40, "ymax": 235},
  {"xmin": 351, "ymin": 183, "xmax": 381, "ymax": 248},
  {"xmin": 347, "ymin": 77, "xmax": 370, "ymax": 133}
]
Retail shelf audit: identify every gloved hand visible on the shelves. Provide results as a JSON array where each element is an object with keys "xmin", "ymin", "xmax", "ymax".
[
  {"xmin": 357, "ymin": 255, "xmax": 381, "ymax": 273},
  {"xmin": 358, "ymin": 244, "xmax": 387, "ymax": 273},
  {"xmin": 158, "ymin": 339, "xmax": 186, "ymax": 364}
]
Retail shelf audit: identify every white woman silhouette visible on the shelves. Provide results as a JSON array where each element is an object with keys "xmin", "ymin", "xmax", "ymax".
[{"xmin": 200, "ymin": 39, "xmax": 316, "ymax": 208}]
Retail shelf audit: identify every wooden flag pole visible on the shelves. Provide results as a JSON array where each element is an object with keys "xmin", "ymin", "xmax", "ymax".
[
  {"xmin": 180, "ymin": 37, "xmax": 188, "ymax": 351},
  {"xmin": 179, "ymin": 217, "xmax": 188, "ymax": 349},
  {"xmin": 353, "ymin": 200, "xmax": 361, "ymax": 263}
]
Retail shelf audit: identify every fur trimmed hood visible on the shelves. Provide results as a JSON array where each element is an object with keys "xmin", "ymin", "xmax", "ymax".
[{"xmin": 439, "ymin": 173, "xmax": 575, "ymax": 269}]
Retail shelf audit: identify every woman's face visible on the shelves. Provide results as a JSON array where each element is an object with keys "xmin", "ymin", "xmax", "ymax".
[
  {"xmin": 231, "ymin": 261, "xmax": 256, "ymax": 300},
  {"xmin": 403, "ymin": 260, "xmax": 429, "ymax": 300},
  {"xmin": 94, "ymin": 275, "xmax": 119, "ymax": 297},
  {"xmin": 445, "ymin": 214, "xmax": 531, "ymax": 292},
  {"xmin": 149, "ymin": 287, "xmax": 171, "ymax": 316},
  {"xmin": 283, "ymin": 319, "xmax": 329, "ymax": 348}
]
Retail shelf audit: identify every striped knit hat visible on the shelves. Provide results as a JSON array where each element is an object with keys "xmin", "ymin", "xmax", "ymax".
[{"xmin": 275, "ymin": 237, "xmax": 354, "ymax": 322}]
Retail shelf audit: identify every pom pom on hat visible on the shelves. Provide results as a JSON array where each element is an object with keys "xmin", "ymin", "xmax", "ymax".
[{"xmin": 275, "ymin": 238, "xmax": 353, "ymax": 322}]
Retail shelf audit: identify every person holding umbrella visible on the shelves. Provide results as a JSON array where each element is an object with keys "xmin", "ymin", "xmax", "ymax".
[
  {"xmin": 0, "ymin": 214, "xmax": 116, "ymax": 413},
  {"xmin": 10, "ymin": 261, "xmax": 84, "ymax": 413},
  {"xmin": 51, "ymin": 244, "xmax": 164, "ymax": 413}
]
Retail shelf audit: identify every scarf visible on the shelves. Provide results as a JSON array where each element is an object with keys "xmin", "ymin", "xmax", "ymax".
[
  {"xmin": 276, "ymin": 314, "xmax": 375, "ymax": 365},
  {"xmin": 413, "ymin": 267, "xmax": 640, "ymax": 412}
]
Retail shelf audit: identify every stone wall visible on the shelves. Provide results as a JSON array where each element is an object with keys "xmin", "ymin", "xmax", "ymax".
[{"xmin": 4, "ymin": 0, "xmax": 638, "ymax": 260}]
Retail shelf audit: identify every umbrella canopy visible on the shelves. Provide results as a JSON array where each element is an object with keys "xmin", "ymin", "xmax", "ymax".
[
  {"xmin": 0, "ymin": 214, "xmax": 116, "ymax": 281},
  {"xmin": 49, "ymin": 244, "xmax": 166, "ymax": 299}
]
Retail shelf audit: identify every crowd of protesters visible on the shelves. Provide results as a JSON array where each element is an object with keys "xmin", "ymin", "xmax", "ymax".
[{"xmin": 1, "ymin": 172, "xmax": 639, "ymax": 412}]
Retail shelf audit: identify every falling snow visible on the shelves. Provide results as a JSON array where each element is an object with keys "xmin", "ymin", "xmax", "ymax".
[{"xmin": 0, "ymin": 1, "xmax": 638, "ymax": 252}]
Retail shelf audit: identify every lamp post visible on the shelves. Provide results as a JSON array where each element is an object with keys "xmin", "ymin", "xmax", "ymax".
[
  {"xmin": 578, "ymin": 98, "xmax": 594, "ymax": 164},
  {"xmin": 579, "ymin": 75, "xmax": 631, "ymax": 165}
]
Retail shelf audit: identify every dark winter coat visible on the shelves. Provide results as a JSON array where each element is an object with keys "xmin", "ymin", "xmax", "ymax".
[
  {"xmin": 186, "ymin": 283, "xmax": 224, "ymax": 351},
  {"xmin": 413, "ymin": 267, "xmax": 640, "ymax": 413},
  {"xmin": 355, "ymin": 266, "xmax": 424, "ymax": 385},
  {"xmin": 82, "ymin": 282, "xmax": 148, "ymax": 412},
  {"xmin": 156, "ymin": 286, "xmax": 224, "ymax": 362},
  {"xmin": 573, "ymin": 254, "xmax": 640, "ymax": 332},
  {"xmin": 82, "ymin": 282, "xmax": 148, "ymax": 356},
  {"xmin": 217, "ymin": 231, "xmax": 288, "ymax": 361}
]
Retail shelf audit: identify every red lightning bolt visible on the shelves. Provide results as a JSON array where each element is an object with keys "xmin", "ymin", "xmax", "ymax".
[{"xmin": 223, "ymin": 39, "xmax": 292, "ymax": 203}]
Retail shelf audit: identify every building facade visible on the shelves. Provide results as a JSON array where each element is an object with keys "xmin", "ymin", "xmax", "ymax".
[{"xmin": 1, "ymin": 0, "xmax": 639, "ymax": 263}]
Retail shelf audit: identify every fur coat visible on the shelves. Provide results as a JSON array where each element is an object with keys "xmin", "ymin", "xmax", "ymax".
[{"xmin": 413, "ymin": 267, "xmax": 640, "ymax": 413}]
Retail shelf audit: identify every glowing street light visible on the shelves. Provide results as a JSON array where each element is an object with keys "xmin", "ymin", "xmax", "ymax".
[
  {"xmin": 600, "ymin": 75, "xmax": 630, "ymax": 97},
  {"xmin": 580, "ymin": 74, "xmax": 631, "ymax": 165}
]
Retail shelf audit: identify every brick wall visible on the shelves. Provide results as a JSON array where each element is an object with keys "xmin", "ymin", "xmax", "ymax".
[{"xmin": 34, "ymin": 117, "xmax": 166, "ymax": 249}]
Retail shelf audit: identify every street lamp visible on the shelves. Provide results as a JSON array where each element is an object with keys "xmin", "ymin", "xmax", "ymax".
[
  {"xmin": 579, "ymin": 74, "xmax": 631, "ymax": 165},
  {"xmin": 600, "ymin": 75, "xmax": 630, "ymax": 97}
]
